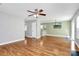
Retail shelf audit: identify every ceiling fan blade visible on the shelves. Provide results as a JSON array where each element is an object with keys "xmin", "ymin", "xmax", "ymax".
[
  {"xmin": 39, "ymin": 13, "xmax": 46, "ymax": 16},
  {"xmin": 27, "ymin": 10, "xmax": 35, "ymax": 13},
  {"xmin": 28, "ymin": 14, "xmax": 34, "ymax": 16},
  {"xmin": 39, "ymin": 9, "xmax": 43, "ymax": 12}
]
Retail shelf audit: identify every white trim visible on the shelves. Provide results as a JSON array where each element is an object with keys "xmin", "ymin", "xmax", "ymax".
[
  {"xmin": 71, "ymin": 40, "xmax": 76, "ymax": 51},
  {"xmin": 26, "ymin": 36, "xmax": 41, "ymax": 39},
  {"xmin": 0, "ymin": 38, "xmax": 24, "ymax": 45},
  {"xmin": 26, "ymin": 36, "xmax": 34, "ymax": 38},
  {"xmin": 46, "ymin": 34, "xmax": 70, "ymax": 38},
  {"xmin": 36, "ymin": 36, "xmax": 41, "ymax": 39}
]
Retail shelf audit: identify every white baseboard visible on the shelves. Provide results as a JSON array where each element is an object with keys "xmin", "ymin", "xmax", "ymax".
[
  {"xmin": 0, "ymin": 38, "xmax": 24, "ymax": 45},
  {"xmin": 25, "ymin": 36, "xmax": 41, "ymax": 39},
  {"xmin": 0, "ymin": 34, "xmax": 70, "ymax": 46},
  {"xmin": 46, "ymin": 34, "xmax": 70, "ymax": 38},
  {"xmin": 26, "ymin": 36, "xmax": 34, "ymax": 38},
  {"xmin": 36, "ymin": 36, "xmax": 41, "ymax": 39},
  {"xmin": 26, "ymin": 34, "xmax": 70, "ymax": 39}
]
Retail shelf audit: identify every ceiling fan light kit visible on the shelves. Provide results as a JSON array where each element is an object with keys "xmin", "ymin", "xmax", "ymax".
[{"xmin": 27, "ymin": 9, "xmax": 46, "ymax": 18}]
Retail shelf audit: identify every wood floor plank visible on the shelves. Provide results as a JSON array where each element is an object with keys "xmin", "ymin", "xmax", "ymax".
[{"xmin": 0, "ymin": 36, "xmax": 71, "ymax": 56}]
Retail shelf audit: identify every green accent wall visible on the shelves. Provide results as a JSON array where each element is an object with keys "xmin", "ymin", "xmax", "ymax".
[{"xmin": 41, "ymin": 21, "xmax": 71, "ymax": 37}]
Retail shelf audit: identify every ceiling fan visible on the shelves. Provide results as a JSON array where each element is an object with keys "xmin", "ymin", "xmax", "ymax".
[{"xmin": 27, "ymin": 9, "xmax": 46, "ymax": 18}]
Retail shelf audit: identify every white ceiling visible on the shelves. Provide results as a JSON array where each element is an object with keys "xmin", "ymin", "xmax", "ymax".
[{"xmin": 0, "ymin": 3, "xmax": 79, "ymax": 22}]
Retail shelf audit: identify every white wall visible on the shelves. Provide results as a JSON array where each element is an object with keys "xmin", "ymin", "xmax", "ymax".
[
  {"xmin": 0, "ymin": 12, "xmax": 24, "ymax": 45},
  {"xmin": 32, "ymin": 22, "xmax": 36, "ymax": 38},
  {"xmin": 36, "ymin": 20, "xmax": 41, "ymax": 38},
  {"xmin": 70, "ymin": 9, "xmax": 79, "ymax": 51},
  {"xmin": 25, "ymin": 21, "xmax": 36, "ymax": 38},
  {"xmin": 76, "ymin": 16, "xmax": 79, "ymax": 39},
  {"xmin": 25, "ymin": 22, "xmax": 32, "ymax": 37},
  {"xmin": 25, "ymin": 19, "xmax": 41, "ymax": 39}
]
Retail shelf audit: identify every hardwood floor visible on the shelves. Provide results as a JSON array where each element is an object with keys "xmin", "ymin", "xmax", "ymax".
[
  {"xmin": 0, "ymin": 36, "xmax": 71, "ymax": 56},
  {"xmin": 75, "ymin": 44, "xmax": 79, "ymax": 51}
]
